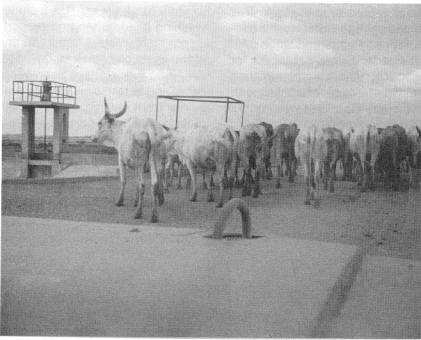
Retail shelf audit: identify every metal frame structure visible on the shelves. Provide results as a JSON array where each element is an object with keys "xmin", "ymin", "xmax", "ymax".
[
  {"xmin": 155, "ymin": 95, "xmax": 245, "ymax": 129},
  {"xmin": 12, "ymin": 80, "xmax": 77, "ymax": 106}
]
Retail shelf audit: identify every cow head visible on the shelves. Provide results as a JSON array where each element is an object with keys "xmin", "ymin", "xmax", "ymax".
[{"xmin": 92, "ymin": 98, "xmax": 127, "ymax": 146}]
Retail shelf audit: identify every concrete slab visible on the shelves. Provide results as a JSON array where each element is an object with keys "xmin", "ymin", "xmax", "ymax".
[
  {"xmin": 54, "ymin": 165, "xmax": 118, "ymax": 178},
  {"xmin": 328, "ymin": 255, "xmax": 421, "ymax": 338},
  {"xmin": 1, "ymin": 216, "xmax": 357, "ymax": 337}
]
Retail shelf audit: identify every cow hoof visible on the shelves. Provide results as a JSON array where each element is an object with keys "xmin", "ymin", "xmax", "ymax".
[
  {"xmin": 207, "ymin": 195, "xmax": 214, "ymax": 202},
  {"xmin": 164, "ymin": 188, "xmax": 170, "ymax": 193},
  {"xmin": 216, "ymin": 202, "xmax": 223, "ymax": 208},
  {"xmin": 313, "ymin": 200, "xmax": 321, "ymax": 208},
  {"xmin": 288, "ymin": 177, "xmax": 294, "ymax": 183},
  {"xmin": 134, "ymin": 211, "xmax": 142, "ymax": 219},
  {"xmin": 176, "ymin": 185, "xmax": 183, "ymax": 190},
  {"xmin": 134, "ymin": 201, "xmax": 138, "ymax": 207},
  {"xmin": 115, "ymin": 200, "xmax": 124, "ymax": 207},
  {"xmin": 275, "ymin": 182, "xmax": 281, "ymax": 189},
  {"xmin": 304, "ymin": 200, "xmax": 311, "ymax": 205},
  {"xmin": 190, "ymin": 193, "xmax": 197, "ymax": 202},
  {"xmin": 252, "ymin": 191, "xmax": 259, "ymax": 198},
  {"xmin": 329, "ymin": 187, "xmax": 334, "ymax": 193},
  {"xmin": 158, "ymin": 195, "xmax": 165, "ymax": 206},
  {"xmin": 150, "ymin": 215, "xmax": 159, "ymax": 223}
]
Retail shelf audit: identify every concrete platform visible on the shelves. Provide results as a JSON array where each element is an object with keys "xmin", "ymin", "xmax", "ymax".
[
  {"xmin": 328, "ymin": 255, "xmax": 421, "ymax": 338},
  {"xmin": 1, "ymin": 216, "xmax": 358, "ymax": 337}
]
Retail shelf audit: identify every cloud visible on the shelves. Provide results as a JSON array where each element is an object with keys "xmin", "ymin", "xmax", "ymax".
[
  {"xmin": 144, "ymin": 68, "xmax": 169, "ymax": 80},
  {"xmin": 271, "ymin": 43, "xmax": 335, "ymax": 64},
  {"xmin": 2, "ymin": 20, "xmax": 27, "ymax": 51},
  {"xmin": 221, "ymin": 13, "xmax": 304, "ymax": 31},
  {"xmin": 58, "ymin": 7, "xmax": 138, "ymax": 42},
  {"xmin": 108, "ymin": 63, "xmax": 139, "ymax": 76},
  {"xmin": 392, "ymin": 69, "xmax": 421, "ymax": 93}
]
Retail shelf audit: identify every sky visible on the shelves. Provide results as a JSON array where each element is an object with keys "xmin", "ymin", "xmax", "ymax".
[{"xmin": 2, "ymin": 1, "xmax": 421, "ymax": 136}]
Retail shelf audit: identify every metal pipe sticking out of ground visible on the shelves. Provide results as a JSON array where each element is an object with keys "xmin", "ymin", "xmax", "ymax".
[{"xmin": 213, "ymin": 198, "xmax": 252, "ymax": 239}]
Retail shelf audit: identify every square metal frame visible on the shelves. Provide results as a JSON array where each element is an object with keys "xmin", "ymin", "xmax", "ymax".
[{"xmin": 155, "ymin": 95, "xmax": 245, "ymax": 129}]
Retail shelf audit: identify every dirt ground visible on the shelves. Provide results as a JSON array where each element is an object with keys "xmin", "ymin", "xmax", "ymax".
[{"xmin": 2, "ymin": 170, "xmax": 420, "ymax": 262}]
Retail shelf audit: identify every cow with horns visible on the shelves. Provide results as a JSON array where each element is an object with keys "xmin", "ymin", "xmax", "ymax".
[{"xmin": 92, "ymin": 98, "xmax": 166, "ymax": 222}]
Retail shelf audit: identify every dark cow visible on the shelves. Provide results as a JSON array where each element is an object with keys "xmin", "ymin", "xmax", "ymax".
[
  {"xmin": 342, "ymin": 127, "xmax": 355, "ymax": 182},
  {"xmin": 407, "ymin": 125, "xmax": 421, "ymax": 188},
  {"xmin": 377, "ymin": 124, "xmax": 411, "ymax": 191},
  {"xmin": 272, "ymin": 123, "xmax": 300, "ymax": 187},
  {"xmin": 237, "ymin": 124, "xmax": 269, "ymax": 197},
  {"xmin": 258, "ymin": 121, "xmax": 274, "ymax": 179}
]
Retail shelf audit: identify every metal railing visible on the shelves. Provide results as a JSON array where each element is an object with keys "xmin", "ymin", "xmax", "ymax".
[
  {"xmin": 12, "ymin": 80, "xmax": 77, "ymax": 105},
  {"xmin": 156, "ymin": 95, "xmax": 245, "ymax": 129}
]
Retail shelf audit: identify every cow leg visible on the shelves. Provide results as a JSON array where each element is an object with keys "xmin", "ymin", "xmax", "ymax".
[
  {"xmin": 252, "ymin": 168, "xmax": 261, "ymax": 198},
  {"xmin": 288, "ymin": 155, "xmax": 295, "ymax": 183},
  {"xmin": 164, "ymin": 159, "xmax": 172, "ymax": 193},
  {"xmin": 148, "ymin": 148, "xmax": 162, "ymax": 223},
  {"xmin": 215, "ymin": 166, "xmax": 225, "ymax": 208},
  {"xmin": 276, "ymin": 165, "xmax": 281, "ymax": 188},
  {"xmin": 116, "ymin": 158, "xmax": 125, "ymax": 206},
  {"xmin": 185, "ymin": 160, "xmax": 197, "ymax": 202},
  {"xmin": 176, "ymin": 163, "xmax": 183, "ymax": 189},
  {"xmin": 202, "ymin": 171, "xmax": 208, "ymax": 190},
  {"xmin": 368, "ymin": 158, "xmax": 376, "ymax": 191},
  {"xmin": 305, "ymin": 176, "xmax": 311, "ymax": 205},
  {"xmin": 303, "ymin": 158, "xmax": 311, "ymax": 205},
  {"xmin": 266, "ymin": 162, "xmax": 273, "ymax": 179},
  {"xmin": 134, "ymin": 165, "xmax": 146, "ymax": 219},
  {"xmin": 280, "ymin": 158, "xmax": 285, "ymax": 177},
  {"xmin": 392, "ymin": 151, "xmax": 399, "ymax": 191},
  {"xmin": 186, "ymin": 173, "xmax": 192, "ymax": 190},
  {"xmin": 210, "ymin": 173, "xmax": 215, "ymax": 187},
  {"xmin": 312, "ymin": 159, "xmax": 322, "ymax": 207},
  {"xmin": 329, "ymin": 160, "xmax": 336, "ymax": 193},
  {"xmin": 323, "ymin": 160, "xmax": 329, "ymax": 191},
  {"xmin": 241, "ymin": 169, "xmax": 249, "ymax": 196},
  {"xmin": 207, "ymin": 172, "xmax": 215, "ymax": 202}
]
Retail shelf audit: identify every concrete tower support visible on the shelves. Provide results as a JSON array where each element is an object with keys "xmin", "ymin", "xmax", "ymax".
[{"xmin": 20, "ymin": 106, "xmax": 35, "ymax": 178}]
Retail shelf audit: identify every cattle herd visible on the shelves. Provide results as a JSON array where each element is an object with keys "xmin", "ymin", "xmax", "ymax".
[{"xmin": 93, "ymin": 98, "xmax": 421, "ymax": 222}]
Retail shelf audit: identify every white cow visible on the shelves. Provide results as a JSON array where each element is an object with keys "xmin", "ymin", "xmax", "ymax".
[
  {"xmin": 407, "ymin": 125, "xmax": 421, "ymax": 188},
  {"xmin": 92, "ymin": 98, "xmax": 166, "ymax": 222},
  {"xmin": 294, "ymin": 125, "xmax": 326, "ymax": 206},
  {"xmin": 349, "ymin": 124, "xmax": 381, "ymax": 192},
  {"xmin": 163, "ymin": 124, "xmax": 237, "ymax": 207}
]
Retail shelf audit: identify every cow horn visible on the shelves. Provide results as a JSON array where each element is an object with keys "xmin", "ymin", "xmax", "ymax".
[
  {"xmin": 104, "ymin": 99, "xmax": 127, "ymax": 120},
  {"xmin": 108, "ymin": 101, "xmax": 127, "ymax": 119},
  {"xmin": 104, "ymin": 97, "xmax": 110, "ymax": 116}
]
